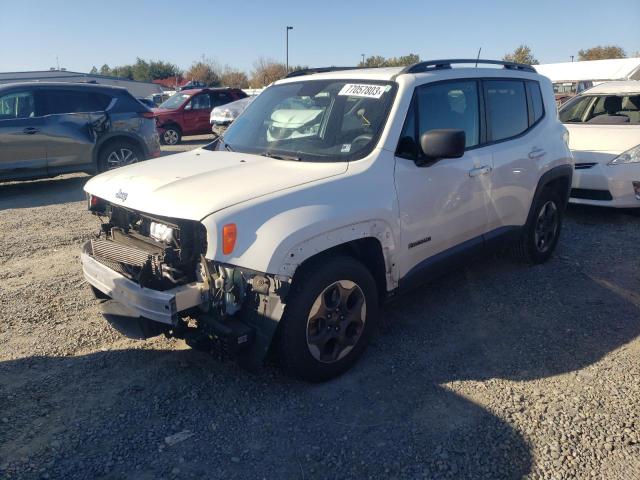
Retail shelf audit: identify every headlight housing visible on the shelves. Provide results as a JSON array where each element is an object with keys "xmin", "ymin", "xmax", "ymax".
[
  {"xmin": 149, "ymin": 221, "xmax": 175, "ymax": 244},
  {"xmin": 608, "ymin": 144, "xmax": 640, "ymax": 165}
]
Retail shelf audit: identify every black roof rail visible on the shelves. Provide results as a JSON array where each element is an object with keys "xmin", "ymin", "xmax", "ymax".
[
  {"xmin": 285, "ymin": 66, "xmax": 362, "ymax": 78},
  {"xmin": 400, "ymin": 59, "xmax": 537, "ymax": 74}
]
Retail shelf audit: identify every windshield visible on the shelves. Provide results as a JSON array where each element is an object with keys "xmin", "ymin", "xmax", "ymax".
[
  {"xmin": 158, "ymin": 93, "xmax": 191, "ymax": 110},
  {"xmin": 205, "ymin": 79, "xmax": 397, "ymax": 161},
  {"xmin": 559, "ymin": 94, "xmax": 640, "ymax": 124}
]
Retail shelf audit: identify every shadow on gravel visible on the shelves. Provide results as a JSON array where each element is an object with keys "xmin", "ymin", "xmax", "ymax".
[
  {"xmin": 0, "ymin": 175, "xmax": 88, "ymax": 210},
  {"xmin": 1, "ymin": 209, "xmax": 639, "ymax": 479}
]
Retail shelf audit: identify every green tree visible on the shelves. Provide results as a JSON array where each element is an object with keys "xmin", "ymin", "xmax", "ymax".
[
  {"xmin": 148, "ymin": 60, "xmax": 181, "ymax": 80},
  {"xmin": 578, "ymin": 45, "xmax": 626, "ymax": 61},
  {"xmin": 503, "ymin": 45, "xmax": 539, "ymax": 65},
  {"xmin": 99, "ymin": 64, "xmax": 111, "ymax": 76},
  {"xmin": 89, "ymin": 66, "xmax": 98, "ymax": 74}
]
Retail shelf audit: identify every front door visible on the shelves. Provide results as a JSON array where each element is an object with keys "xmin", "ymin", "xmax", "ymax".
[
  {"xmin": 182, "ymin": 93, "xmax": 212, "ymax": 135},
  {"xmin": 0, "ymin": 89, "xmax": 48, "ymax": 176},
  {"xmin": 394, "ymin": 80, "xmax": 492, "ymax": 282}
]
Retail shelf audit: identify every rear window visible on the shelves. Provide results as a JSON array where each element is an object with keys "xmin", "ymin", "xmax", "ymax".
[
  {"xmin": 559, "ymin": 94, "xmax": 640, "ymax": 124},
  {"xmin": 44, "ymin": 90, "xmax": 111, "ymax": 115},
  {"xmin": 484, "ymin": 80, "xmax": 529, "ymax": 141}
]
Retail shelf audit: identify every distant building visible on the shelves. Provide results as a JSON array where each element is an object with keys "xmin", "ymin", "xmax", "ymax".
[
  {"xmin": 536, "ymin": 58, "xmax": 640, "ymax": 84},
  {"xmin": 0, "ymin": 69, "xmax": 164, "ymax": 98},
  {"xmin": 152, "ymin": 76, "xmax": 189, "ymax": 91}
]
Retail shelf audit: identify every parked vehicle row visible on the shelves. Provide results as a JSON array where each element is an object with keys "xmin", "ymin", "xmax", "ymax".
[
  {"xmin": 81, "ymin": 60, "xmax": 573, "ymax": 381},
  {"xmin": 154, "ymin": 87, "xmax": 247, "ymax": 145},
  {"xmin": 0, "ymin": 83, "xmax": 160, "ymax": 182},
  {"xmin": 210, "ymin": 96, "xmax": 255, "ymax": 136}
]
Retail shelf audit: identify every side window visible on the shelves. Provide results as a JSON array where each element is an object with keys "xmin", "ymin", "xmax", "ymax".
[
  {"xmin": 526, "ymin": 81, "xmax": 544, "ymax": 125},
  {"xmin": 212, "ymin": 92, "xmax": 232, "ymax": 107},
  {"xmin": 417, "ymin": 81, "xmax": 480, "ymax": 148},
  {"xmin": 396, "ymin": 81, "xmax": 480, "ymax": 158},
  {"xmin": 190, "ymin": 93, "xmax": 211, "ymax": 110},
  {"xmin": 0, "ymin": 91, "xmax": 35, "ymax": 120},
  {"xmin": 484, "ymin": 80, "xmax": 528, "ymax": 141},
  {"xmin": 44, "ymin": 90, "xmax": 109, "ymax": 115}
]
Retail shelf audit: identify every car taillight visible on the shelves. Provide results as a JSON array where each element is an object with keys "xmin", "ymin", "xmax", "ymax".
[{"xmin": 87, "ymin": 194, "xmax": 107, "ymax": 213}]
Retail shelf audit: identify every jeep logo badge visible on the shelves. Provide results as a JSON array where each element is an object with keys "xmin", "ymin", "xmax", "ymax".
[{"xmin": 115, "ymin": 189, "xmax": 128, "ymax": 201}]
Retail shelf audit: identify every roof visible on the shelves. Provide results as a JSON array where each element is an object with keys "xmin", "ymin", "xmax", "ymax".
[
  {"xmin": 582, "ymin": 80, "xmax": 640, "ymax": 95},
  {"xmin": 536, "ymin": 58, "xmax": 640, "ymax": 82},
  {"xmin": 152, "ymin": 76, "xmax": 189, "ymax": 88},
  {"xmin": 0, "ymin": 69, "xmax": 160, "ymax": 85},
  {"xmin": 0, "ymin": 81, "xmax": 128, "ymax": 92}
]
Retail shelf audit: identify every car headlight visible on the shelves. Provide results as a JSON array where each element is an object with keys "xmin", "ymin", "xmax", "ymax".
[
  {"xmin": 149, "ymin": 221, "xmax": 175, "ymax": 243},
  {"xmin": 608, "ymin": 144, "xmax": 640, "ymax": 165}
]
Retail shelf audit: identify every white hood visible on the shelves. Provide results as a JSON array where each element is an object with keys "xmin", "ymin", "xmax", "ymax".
[
  {"xmin": 566, "ymin": 124, "xmax": 640, "ymax": 163},
  {"xmin": 84, "ymin": 149, "xmax": 348, "ymax": 220}
]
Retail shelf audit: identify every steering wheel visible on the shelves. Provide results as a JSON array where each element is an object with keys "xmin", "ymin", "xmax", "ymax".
[{"xmin": 351, "ymin": 134, "xmax": 373, "ymax": 145}]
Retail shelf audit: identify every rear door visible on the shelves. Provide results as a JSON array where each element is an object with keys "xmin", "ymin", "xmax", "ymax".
[
  {"xmin": 40, "ymin": 89, "xmax": 112, "ymax": 169},
  {"xmin": 0, "ymin": 89, "xmax": 48, "ymax": 176},
  {"xmin": 182, "ymin": 92, "xmax": 212, "ymax": 134}
]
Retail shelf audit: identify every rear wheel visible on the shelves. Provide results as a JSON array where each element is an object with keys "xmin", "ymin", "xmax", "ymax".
[
  {"xmin": 277, "ymin": 256, "xmax": 378, "ymax": 382},
  {"xmin": 98, "ymin": 141, "xmax": 141, "ymax": 172},
  {"xmin": 161, "ymin": 126, "xmax": 181, "ymax": 145},
  {"xmin": 514, "ymin": 187, "xmax": 563, "ymax": 264}
]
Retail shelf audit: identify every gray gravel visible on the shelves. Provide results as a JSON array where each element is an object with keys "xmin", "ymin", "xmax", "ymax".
[{"xmin": 1, "ymin": 144, "xmax": 639, "ymax": 479}]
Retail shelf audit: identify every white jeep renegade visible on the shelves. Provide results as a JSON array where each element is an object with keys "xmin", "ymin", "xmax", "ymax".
[{"xmin": 82, "ymin": 60, "xmax": 573, "ymax": 381}]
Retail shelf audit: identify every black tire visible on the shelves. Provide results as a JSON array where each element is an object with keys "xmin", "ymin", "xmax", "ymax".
[
  {"xmin": 160, "ymin": 126, "xmax": 181, "ymax": 145},
  {"xmin": 277, "ymin": 256, "xmax": 379, "ymax": 382},
  {"xmin": 97, "ymin": 140, "xmax": 142, "ymax": 173},
  {"xmin": 514, "ymin": 187, "xmax": 564, "ymax": 264}
]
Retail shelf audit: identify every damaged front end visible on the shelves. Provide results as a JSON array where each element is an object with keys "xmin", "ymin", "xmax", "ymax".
[{"xmin": 82, "ymin": 196, "xmax": 289, "ymax": 368}]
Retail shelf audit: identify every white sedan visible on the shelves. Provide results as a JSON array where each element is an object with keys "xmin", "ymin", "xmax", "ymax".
[{"xmin": 559, "ymin": 81, "xmax": 640, "ymax": 208}]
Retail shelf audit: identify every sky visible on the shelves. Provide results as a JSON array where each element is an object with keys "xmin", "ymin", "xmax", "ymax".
[{"xmin": 0, "ymin": 0, "xmax": 638, "ymax": 74}]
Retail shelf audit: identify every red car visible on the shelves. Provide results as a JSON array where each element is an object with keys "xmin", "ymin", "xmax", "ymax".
[{"xmin": 154, "ymin": 88, "xmax": 247, "ymax": 145}]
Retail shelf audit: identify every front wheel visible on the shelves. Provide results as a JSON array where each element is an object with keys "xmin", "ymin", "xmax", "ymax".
[
  {"xmin": 277, "ymin": 256, "xmax": 378, "ymax": 382},
  {"xmin": 514, "ymin": 187, "xmax": 563, "ymax": 264}
]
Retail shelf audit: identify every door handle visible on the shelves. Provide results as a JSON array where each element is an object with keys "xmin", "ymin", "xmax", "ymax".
[
  {"xmin": 529, "ymin": 147, "xmax": 546, "ymax": 159},
  {"xmin": 469, "ymin": 165, "xmax": 492, "ymax": 177},
  {"xmin": 23, "ymin": 127, "xmax": 39, "ymax": 135}
]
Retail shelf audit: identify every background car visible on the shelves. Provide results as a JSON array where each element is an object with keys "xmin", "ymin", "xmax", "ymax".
[
  {"xmin": 147, "ymin": 92, "xmax": 170, "ymax": 106},
  {"xmin": 209, "ymin": 96, "xmax": 255, "ymax": 136},
  {"xmin": 0, "ymin": 82, "xmax": 160, "ymax": 182},
  {"xmin": 154, "ymin": 87, "xmax": 247, "ymax": 145},
  {"xmin": 559, "ymin": 80, "xmax": 640, "ymax": 208}
]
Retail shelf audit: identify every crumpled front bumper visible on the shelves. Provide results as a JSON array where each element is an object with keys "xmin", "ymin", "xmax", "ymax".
[{"xmin": 81, "ymin": 241, "xmax": 206, "ymax": 325}]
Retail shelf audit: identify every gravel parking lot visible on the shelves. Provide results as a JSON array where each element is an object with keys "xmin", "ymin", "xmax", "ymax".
[{"xmin": 0, "ymin": 140, "xmax": 639, "ymax": 479}]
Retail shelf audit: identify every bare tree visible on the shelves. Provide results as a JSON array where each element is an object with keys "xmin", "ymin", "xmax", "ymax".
[
  {"xmin": 578, "ymin": 46, "xmax": 626, "ymax": 61},
  {"xmin": 185, "ymin": 56, "xmax": 222, "ymax": 86},
  {"xmin": 503, "ymin": 45, "xmax": 539, "ymax": 65},
  {"xmin": 358, "ymin": 54, "xmax": 420, "ymax": 68},
  {"xmin": 220, "ymin": 67, "xmax": 249, "ymax": 88},
  {"xmin": 249, "ymin": 58, "xmax": 287, "ymax": 88}
]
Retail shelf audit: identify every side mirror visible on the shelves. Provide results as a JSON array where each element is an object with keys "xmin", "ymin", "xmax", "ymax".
[{"xmin": 419, "ymin": 129, "xmax": 466, "ymax": 164}]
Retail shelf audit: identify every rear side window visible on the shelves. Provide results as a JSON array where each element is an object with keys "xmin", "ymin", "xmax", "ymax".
[
  {"xmin": 0, "ymin": 90, "xmax": 35, "ymax": 119},
  {"xmin": 44, "ymin": 90, "xmax": 112, "ymax": 115},
  {"xmin": 213, "ymin": 92, "xmax": 232, "ymax": 107},
  {"xmin": 484, "ymin": 80, "xmax": 528, "ymax": 141},
  {"xmin": 526, "ymin": 81, "xmax": 544, "ymax": 125}
]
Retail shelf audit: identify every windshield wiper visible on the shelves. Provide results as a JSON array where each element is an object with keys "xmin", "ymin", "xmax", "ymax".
[{"xmin": 260, "ymin": 152, "xmax": 302, "ymax": 161}]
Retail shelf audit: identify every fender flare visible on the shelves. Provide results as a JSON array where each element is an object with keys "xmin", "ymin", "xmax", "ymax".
[
  {"xmin": 526, "ymin": 164, "xmax": 573, "ymax": 225},
  {"xmin": 273, "ymin": 220, "xmax": 399, "ymax": 290}
]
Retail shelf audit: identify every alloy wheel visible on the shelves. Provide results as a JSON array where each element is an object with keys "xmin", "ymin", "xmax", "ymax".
[
  {"xmin": 106, "ymin": 148, "xmax": 138, "ymax": 170},
  {"xmin": 534, "ymin": 200, "xmax": 559, "ymax": 253},
  {"xmin": 306, "ymin": 280, "xmax": 367, "ymax": 363},
  {"xmin": 163, "ymin": 129, "xmax": 179, "ymax": 145}
]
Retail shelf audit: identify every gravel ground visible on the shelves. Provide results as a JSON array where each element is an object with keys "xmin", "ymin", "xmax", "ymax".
[{"xmin": 0, "ymin": 142, "xmax": 639, "ymax": 479}]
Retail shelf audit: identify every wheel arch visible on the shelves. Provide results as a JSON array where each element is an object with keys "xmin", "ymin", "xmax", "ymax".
[
  {"xmin": 94, "ymin": 133, "xmax": 148, "ymax": 167},
  {"xmin": 526, "ymin": 164, "xmax": 573, "ymax": 225}
]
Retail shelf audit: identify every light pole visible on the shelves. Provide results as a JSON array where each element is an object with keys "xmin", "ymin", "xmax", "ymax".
[
  {"xmin": 361, "ymin": 53, "xmax": 365, "ymax": 65},
  {"xmin": 570, "ymin": 55, "xmax": 574, "ymax": 62},
  {"xmin": 286, "ymin": 26, "xmax": 293, "ymax": 72}
]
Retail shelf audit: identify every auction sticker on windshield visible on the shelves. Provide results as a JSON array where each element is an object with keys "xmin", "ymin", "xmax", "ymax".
[{"xmin": 338, "ymin": 84, "xmax": 387, "ymax": 99}]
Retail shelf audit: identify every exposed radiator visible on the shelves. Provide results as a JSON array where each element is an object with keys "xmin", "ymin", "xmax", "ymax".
[{"xmin": 90, "ymin": 239, "xmax": 154, "ymax": 268}]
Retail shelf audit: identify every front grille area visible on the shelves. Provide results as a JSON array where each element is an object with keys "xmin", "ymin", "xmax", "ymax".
[
  {"xmin": 574, "ymin": 163, "xmax": 597, "ymax": 170},
  {"xmin": 570, "ymin": 188, "xmax": 613, "ymax": 201}
]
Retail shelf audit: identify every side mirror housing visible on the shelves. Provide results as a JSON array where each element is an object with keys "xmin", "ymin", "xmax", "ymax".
[{"xmin": 419, "ymin": 129, "xmax": 466, "ymax": 164}]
